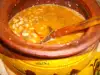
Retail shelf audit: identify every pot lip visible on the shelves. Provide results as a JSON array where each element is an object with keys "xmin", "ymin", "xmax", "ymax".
[{"xmin": 0, "ymin": 0, "xmax": 100, "ymax": 58}]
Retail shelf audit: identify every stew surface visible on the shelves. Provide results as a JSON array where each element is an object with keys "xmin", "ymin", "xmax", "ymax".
[{"xmin": 9, "ymin": 4, "xmax": 85, "ymax": 44}]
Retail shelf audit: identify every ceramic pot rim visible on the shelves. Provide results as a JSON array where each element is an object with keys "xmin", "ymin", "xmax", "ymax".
[{"xmin": 0, "ymin": 0, "xmax": 100, "ymax": 58}]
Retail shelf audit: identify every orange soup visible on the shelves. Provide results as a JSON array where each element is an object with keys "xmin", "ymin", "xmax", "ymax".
[{"xmin": 9, "ymin": 4, "xmax": 85, "ymax": 44}]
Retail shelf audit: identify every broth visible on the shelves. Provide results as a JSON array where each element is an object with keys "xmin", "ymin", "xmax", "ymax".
[{"xmin": 9, "ymin": 4, "xmax": 85, "ymax": 44}]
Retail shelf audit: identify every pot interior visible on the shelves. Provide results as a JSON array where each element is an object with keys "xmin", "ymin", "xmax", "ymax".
[
  {"xmin": 9, "ymin": 0, "xmax": 91, "ymax": 20},
  {"xmin": 0, "ymin": 0, "xmax": 96, "ymax": 58}
]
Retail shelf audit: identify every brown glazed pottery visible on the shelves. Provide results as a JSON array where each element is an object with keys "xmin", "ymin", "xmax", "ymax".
[{"xmin": 0, "ymin": 0, "xmax": 100, "ymax": 58}]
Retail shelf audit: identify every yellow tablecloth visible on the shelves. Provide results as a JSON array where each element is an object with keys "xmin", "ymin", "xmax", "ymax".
[{"xmin": 0, "ymin": 44, "xmax": 100, "ymax": 75}]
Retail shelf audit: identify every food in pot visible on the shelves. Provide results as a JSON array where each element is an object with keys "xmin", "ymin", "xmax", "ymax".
[{"xmin": 9, "ymin": 4, "xmax": 85, "ymax": 44}]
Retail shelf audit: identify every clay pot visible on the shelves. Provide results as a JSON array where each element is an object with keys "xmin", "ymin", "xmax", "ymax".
[{"xmin": 0, "ymin": 0, "xmax": 100, "ymax": 58}]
